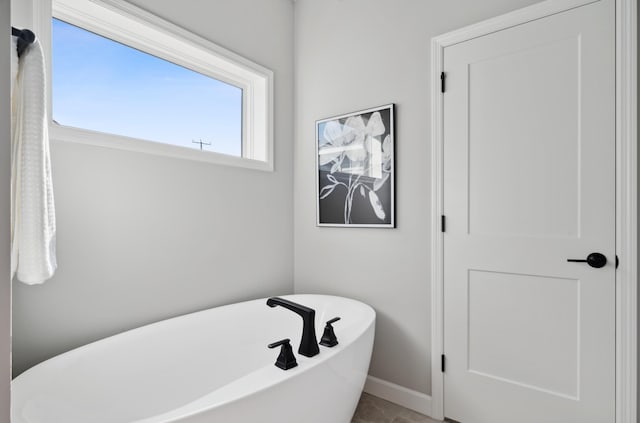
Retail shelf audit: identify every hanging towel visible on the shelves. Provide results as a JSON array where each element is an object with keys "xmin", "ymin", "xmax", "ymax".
[
  {"xmin": 10, "ymin": 38, "xmax": 18, "ymax": 96},
  {"xmin": 11, "ymin": 38, "xmax": 57, "ymax": 284}
]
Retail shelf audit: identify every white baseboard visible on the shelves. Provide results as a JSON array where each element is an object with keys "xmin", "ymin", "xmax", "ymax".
[{"xmin": 363, "ymin": 375, "xmax": 433, "ymax": 417}]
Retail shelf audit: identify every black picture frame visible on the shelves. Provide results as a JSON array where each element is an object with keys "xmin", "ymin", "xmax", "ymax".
[{"xmin": 316, "ymin": 104, "xmax": 395, "ymax": 227}]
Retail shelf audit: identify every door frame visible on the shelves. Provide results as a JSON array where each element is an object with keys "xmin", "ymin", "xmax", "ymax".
[{"xmin": 429, "ymin": 0, "xmax": 637, "ymax": 421}]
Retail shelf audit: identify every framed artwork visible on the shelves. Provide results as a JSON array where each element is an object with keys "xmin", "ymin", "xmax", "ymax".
[{"xmin": 316, "ymin": 104, "xmax": 395, "ymax": 227}]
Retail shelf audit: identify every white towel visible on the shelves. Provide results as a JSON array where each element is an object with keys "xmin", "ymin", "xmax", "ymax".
[
  {"xmin": 10, "ymin": 38, "xmax": 18, "ymax": 145},
  {"xmin": 10, "ymin": 39, "xmax": 18, "ymax": 97},
  {"xmin": 11, "ymin": 39, "xmax": 57, "ymax": 284}
]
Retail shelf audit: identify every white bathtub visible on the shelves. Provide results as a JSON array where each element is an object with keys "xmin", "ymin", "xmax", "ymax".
[{"xmin": 12, "ymin": 294, "xmax": 375, "ymax": 423}]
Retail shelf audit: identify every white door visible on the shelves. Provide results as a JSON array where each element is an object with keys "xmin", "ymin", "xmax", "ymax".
[{"xmin": 442, "ymin": 1, "xmax": 615, "ymax": 422}]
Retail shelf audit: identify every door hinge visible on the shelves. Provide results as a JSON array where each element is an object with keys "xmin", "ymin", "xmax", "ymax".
[
  {"xmin": 441, "ymin": 215, "xmax": 446, "ymax": 233},
  {"xmin": 441, "ymin": 354, "xmax": 446, "ymax": 372},
  {"xmin": 441, "ymin": 72, "xmax": 446, "ymax": 93},
  {"xmin": 616, "ymin": 255, "xmax": 619, "ymax": 269}
]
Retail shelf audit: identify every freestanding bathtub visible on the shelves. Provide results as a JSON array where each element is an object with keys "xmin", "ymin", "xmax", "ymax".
[{"xmin": 12, "ymin": 294, "xmax": 375, "ymax": 423}]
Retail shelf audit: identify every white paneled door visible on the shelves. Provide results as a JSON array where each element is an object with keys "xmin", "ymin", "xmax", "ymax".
[{"xmin": 442, "ymin": 1, "xmax": 615, "ymax": 422}]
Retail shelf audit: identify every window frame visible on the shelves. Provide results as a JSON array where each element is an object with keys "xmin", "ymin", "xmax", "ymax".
[{"xmin": 39, "ymin": 0, "xmax": 274, "ymax": 171}]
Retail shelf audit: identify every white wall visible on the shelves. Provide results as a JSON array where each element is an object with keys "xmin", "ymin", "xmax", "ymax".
[
  {"xmin": 293, "ymin": 0, "xmax": 541, "ymax": 397},
  {"xmin": 1, "ymin": 0, "xmax": 11, "ymax": 419},
  {"xmin": 12, "ymin": 0, "xmax": 295, "ymax": 376}
]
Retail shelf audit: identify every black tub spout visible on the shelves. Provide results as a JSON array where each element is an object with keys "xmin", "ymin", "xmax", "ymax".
[{"xmin": 266, "ymin": 297, "xmax": 320, "ymax": 358}]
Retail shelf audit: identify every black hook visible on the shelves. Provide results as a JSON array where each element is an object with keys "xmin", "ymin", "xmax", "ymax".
[{"xmin": 12, "ymin": 27, "xmax": 36, "ymax": 58}]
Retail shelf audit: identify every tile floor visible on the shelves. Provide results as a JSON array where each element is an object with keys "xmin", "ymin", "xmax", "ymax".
[{"xmin": 352, "ymin": 393, "xmax": 441, "ymax": 423}]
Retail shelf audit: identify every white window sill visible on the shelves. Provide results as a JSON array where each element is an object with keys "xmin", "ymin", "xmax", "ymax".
[{"xmin": 50, "ymin": 124, "xmax": 274, "ymax": 172}]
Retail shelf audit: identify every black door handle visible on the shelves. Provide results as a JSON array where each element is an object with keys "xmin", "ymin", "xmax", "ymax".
[{"xmin": 567, "ymin": 252, "xmax": 607, "ymax": 268}]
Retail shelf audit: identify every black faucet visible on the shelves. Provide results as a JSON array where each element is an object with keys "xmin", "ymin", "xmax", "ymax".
[{"xmin": 266, "ymin": 297, "xmax": 320, "ymax": 357}]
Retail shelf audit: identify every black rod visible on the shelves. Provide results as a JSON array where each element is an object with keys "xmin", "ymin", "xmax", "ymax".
[{"xmin": 11, "ymin": 26, "xmax": 36, "ymax": 58}]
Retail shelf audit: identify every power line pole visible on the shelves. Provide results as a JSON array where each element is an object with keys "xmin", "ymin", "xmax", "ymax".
[{"xmin": 192, "ymin": 139, "xmax": 212, "ymax": 150}]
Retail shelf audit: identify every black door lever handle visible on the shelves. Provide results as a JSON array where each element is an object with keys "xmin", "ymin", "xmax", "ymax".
[{"xmin": 567, "ymin": 252, "xmax": 607, "ymax": 268}]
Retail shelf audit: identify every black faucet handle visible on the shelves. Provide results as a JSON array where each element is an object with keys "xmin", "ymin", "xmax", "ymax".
[
  {"xmin": 319, "ymin": 317, "xmax": 341, "ymax": 348},
  {"xmin": 268, "ymin": 338, "xmax": 298, "ymax": 370},
  {"xmin": 268, "ymin": 338, "xmax": 291, "ymax": 349}
]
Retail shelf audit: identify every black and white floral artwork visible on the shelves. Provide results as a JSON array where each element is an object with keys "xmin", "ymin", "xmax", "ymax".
[{"xmin": 316, "ymin": 104, "xmax": 395, "ymax": 227}]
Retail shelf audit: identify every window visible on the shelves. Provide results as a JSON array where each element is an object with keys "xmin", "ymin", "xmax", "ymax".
[
  {"xmin": 52, "ymin": 19, "xmax": 243, "ymax": 157},
  {"xmin": 48, "ymin": 0, "xmax": 273, "ymax": 170}
]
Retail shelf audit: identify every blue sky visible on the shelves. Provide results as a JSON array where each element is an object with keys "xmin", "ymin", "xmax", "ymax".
[{"xmin": 52, "ymin": 18, "xmax": 243, "ymax": 156}]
